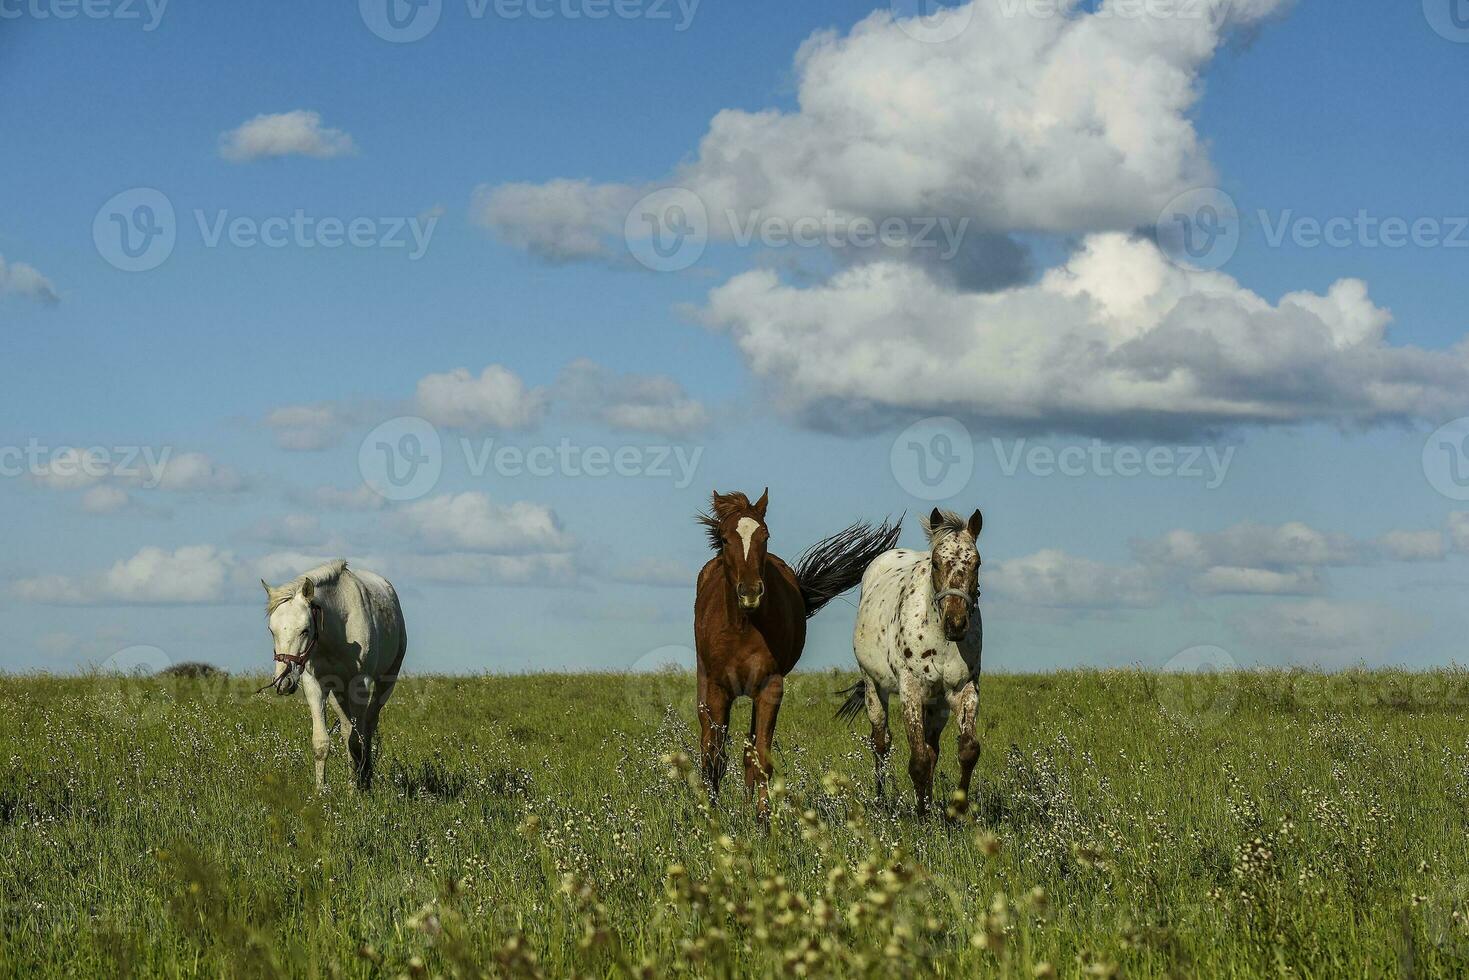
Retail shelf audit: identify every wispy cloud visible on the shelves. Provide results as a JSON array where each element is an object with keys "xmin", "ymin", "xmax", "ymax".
[{"xmin": 219, "ymin": 110, "xmax": 356, "ymax": 162}]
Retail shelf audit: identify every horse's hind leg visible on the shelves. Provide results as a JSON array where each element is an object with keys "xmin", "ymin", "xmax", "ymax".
[
  {"xmin": 358, "ymin": 679, "xmax": 396, "ymax": 792},
  {"xmin": 329, "ymin": 681, "xmax": 369, "ymax": 792},
  {"xmin": 697, "ymin": 674, "xmax": 732, "ymax": 801},
  {"xmin": 863, "ymin": 680, "xmax": 891, "ymax": 799}
]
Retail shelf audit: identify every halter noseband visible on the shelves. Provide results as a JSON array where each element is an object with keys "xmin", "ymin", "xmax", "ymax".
[
  {"xmin": 273, "ymin": 603, "xmax": 323, "ymax": 668},
  {"xmin": 932, "ymin": 588, "xmax": 976, "ymax": 614}
]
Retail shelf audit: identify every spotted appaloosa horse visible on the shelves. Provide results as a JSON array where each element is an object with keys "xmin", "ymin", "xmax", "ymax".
[
  {"xmin": 694, "ymin": 489, "xmax": 899, "ymax": 819},
  {"xmin": 839, "ymin": 508, "xmax": 983, "ymax": 816}
]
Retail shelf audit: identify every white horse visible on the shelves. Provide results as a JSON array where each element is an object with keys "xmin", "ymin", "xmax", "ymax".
[
  {"xmin": 262, "ymin": 560, "xmax": 407, "ymax": 792},
  {"xmin": 838, "ymin": 508, "xmax": 983, "ymax": 815}
]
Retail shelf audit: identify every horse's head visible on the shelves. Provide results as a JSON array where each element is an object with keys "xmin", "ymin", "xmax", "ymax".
[
  {"xmin": 262, "ymin": 576, "xmax": 320, "ymax": 695},
  {"xmin": 700, "ymin": 488, "xmax": 771, "ymax": 611},
  {"xmin": 925, "ymin": 507, "xmax": 982, "ymax": 642}
]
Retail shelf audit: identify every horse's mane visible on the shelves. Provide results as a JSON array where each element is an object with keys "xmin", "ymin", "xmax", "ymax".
[
  {"xmin": 923, "ymin": 509, "xmax": 969, "ymax": 544},
  {"xmin": 264, "ymin": 560, "xmax": 350, "ymax": 613},
  {"xmin": 695, "ymin": 491, "xmax": 755, "ymax": 552}
]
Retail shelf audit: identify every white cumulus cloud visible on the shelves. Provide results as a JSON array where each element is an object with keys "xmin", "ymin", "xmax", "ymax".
[
  {"xmin": 396, "ymin": 492, "xmax": 574, "ymax": 554},
  {"xmin": 415, "ymin": 365, "xmax": 549, "ymax": 431},
  {"xmin": 556, "ymin": 359, "xmax": 708, "ymax": 435},
  {"xmin": 14, "ymin": 545, "xmax": 235, "ymax": 605},
  {"xmin": 700, "ymin": 234, "xmax": 1469, "ymax": 437},
  {"xmin": 0, "ymin": 254, "xmax": 59, "ymax": 305},
  {"xmin": 219, "ymin": 110, "xmax": 357, "ymax": 162}
]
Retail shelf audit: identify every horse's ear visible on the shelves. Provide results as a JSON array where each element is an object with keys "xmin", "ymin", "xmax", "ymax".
[
  {"xmin": 929, "ymin": 508, "xmax": 943, "ymax": 531},
  {"xmin": 754, "ymin": 487, "xmax": 769, "ymax": 519},
  {"xmin": 261, "ymin": 579, "xmax": 272, "ymax": 596},
  {"xmin": 299, "ymin": 578, "xmax": 315, "ymax": 601},
  {"xmin": 968, "ymin": 509, "xmax": 983, "ymax": 539}
]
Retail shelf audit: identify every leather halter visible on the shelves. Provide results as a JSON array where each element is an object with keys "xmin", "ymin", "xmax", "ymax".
[
  {"xmin": 932, "ymin": 588, "xmax": 976, "ymax": 614},
  {"xmin": 273, "ymin": 603, "xmax": 323, "ymax": 667}
]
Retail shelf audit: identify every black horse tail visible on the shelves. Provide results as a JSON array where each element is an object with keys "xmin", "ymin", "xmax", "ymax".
[
  {"xmin": 793, "ymin": 517, "xmax": 902, "ymax": 619},
  {"xmin": 835, "ymin": 679, "xmax": 868, "ymax": 723}
]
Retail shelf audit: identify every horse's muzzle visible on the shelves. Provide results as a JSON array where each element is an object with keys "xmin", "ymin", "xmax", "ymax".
[
  {"xmin": 273, "ymin": 666, "xmax": 301, "ymax": 696},
  {"xmin": 737, "ymin": 583, "xmax": 765, "ymax": 610}
]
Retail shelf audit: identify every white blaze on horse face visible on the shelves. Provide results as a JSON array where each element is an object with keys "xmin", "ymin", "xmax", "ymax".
[{"xmin": 736, "ymin": 517, "xmax": 760, "ymax": 560}]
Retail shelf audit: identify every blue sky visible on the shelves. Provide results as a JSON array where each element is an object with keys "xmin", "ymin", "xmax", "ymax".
[{"xmin": 2, "ymin": 0, "xmax": 1468, "ymax": 676}]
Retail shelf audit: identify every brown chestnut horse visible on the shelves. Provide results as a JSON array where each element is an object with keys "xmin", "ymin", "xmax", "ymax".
[{"xmin": 694, "ymin": 488, "xmax": 899, "ymax": 818}]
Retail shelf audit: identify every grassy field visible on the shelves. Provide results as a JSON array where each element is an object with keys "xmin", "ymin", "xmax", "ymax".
[{"xmin": 3, "ymin": 668, "xmax": 1469, "ymax": 978}]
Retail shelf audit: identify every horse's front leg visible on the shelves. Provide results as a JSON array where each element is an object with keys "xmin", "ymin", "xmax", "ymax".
[
  {"xmin": 697, "ymin": 672, "xmax": 732, "ymax": 802},
  {"xmin": 301, "ymin": 672, "xmax": 332, "ymax": 792},
  {"xmin": 747, "ymin": 673, "xmax": 785, "ymax": 822},
  {"xmin": 950, "ymin": 680, "xmax": 980, "ymax": 803},
  {"xmin": 901, "ymin": 679, "xmax": 945, "ymax": 817}
]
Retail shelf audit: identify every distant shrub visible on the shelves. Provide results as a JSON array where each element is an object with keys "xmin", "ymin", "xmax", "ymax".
[{"xmin": 158, "ymin": 662, "xmax": 226, "ymax": 679}]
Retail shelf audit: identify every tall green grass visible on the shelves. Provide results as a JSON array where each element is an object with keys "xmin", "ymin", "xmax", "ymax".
[{"xmin": 2, "ymin": 668, "xmax": 1467, "ymax": 977}]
